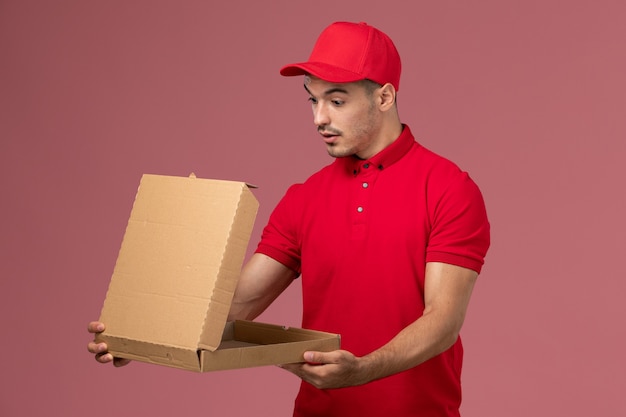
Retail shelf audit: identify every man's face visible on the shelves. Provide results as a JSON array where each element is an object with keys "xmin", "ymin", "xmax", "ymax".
[{"xmin": 304, "ymin": 76, "xmax": 383, "ymax": 159}]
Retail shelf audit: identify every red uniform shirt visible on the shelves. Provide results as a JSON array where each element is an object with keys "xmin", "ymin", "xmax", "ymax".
[{"xmin": 256, "ymin": 125, "xmax": 490, "ymax": 417}]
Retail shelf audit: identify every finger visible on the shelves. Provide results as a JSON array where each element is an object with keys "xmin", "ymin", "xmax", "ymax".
[
  {"xmin": 87, "ymin": 341, "xmax": 108, "ymax": 354},
  {"xmin": 277, "ymin": 363, "xmax": 304, "ymax": 378},
  {"xmin": 87, "ymin": 322, "xmax": 105, "ymax": 334},
  {"xmin": 113, "ymin": 358, "xmax": 131, "ymax": 367},
  {"xmin": 278, "ymin": 363, "xmax": 299, "ymax": 372},
  {"xmin": 93, "ymin": 350, "xmax": 132, "ymax": 367},
  {"xmin": 95, "ymin": 352, "xmax": 114, "ymax": 364}
]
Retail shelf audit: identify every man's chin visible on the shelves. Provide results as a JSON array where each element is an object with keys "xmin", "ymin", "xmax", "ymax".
[{"xmin": 326, "ymin": 144, "xmax": 354, "ymax": 158}]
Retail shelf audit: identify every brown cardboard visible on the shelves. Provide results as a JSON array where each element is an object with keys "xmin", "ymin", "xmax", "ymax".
[{"xmin": 97, "ymin": 174, "xmax": 340, "ymax": 372}]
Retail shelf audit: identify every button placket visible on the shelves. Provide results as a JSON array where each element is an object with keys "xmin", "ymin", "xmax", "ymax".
[
  {"xmin": 350, "ymin": 168, "xmax": 367, "ymax": 240},
  {"xmin": 357, "ymin": 161, "xmax": 376, "ymax": 213}
]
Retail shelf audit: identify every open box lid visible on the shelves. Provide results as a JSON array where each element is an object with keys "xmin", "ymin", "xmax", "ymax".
[{"xmin": 99, "ymin": 174, "xmax": 259, "ymax": 354}]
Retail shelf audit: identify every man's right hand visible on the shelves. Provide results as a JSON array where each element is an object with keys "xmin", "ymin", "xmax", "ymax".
[{"xmin": 87, "ymin": 321, "xmax": 131, "ymax": 367}]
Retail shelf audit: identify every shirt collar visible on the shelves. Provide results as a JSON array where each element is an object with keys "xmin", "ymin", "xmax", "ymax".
[{"xmin": 341, "ymin": 124, "xmax": 416, "ymax": 175}]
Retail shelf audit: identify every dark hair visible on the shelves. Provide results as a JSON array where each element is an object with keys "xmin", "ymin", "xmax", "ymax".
[
  {"xmin": 360, "ymin": 79, "xmax": 383, "ymax": 96},
  {"xmin": 361, "ymin": 79, "xmax": 397, "ymax": 104}
]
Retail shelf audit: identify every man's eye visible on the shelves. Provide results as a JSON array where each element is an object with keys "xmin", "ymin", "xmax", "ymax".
[
  {"xmin": 308, "ymin": 97, "xmax": 318, "ymax": 104},
  {"xmin": 332, "ymin": 100, "xmax": 344, "ymax": 106}
]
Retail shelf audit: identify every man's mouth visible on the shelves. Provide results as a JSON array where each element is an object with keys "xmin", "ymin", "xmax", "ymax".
[{"xmin": 319, "ymin": 129, "xmax": 341, "ymax": 144}]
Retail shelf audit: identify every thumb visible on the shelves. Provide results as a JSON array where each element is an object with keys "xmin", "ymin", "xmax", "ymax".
[{"xmin": 304, "ymin": 351, "xmax": 327, "ymax": 365}]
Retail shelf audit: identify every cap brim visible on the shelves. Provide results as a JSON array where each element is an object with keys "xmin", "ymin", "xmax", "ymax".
[{"xmin": 280, "ymin": 62, "xmax": 365, "ymax": 84}]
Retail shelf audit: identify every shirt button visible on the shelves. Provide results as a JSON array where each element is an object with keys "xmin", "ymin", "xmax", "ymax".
[
  {"xmin": 362, "ymin": 182, "xmax": 369, "ymax": 188},
  {"xmin": 357, "ymin": 206, "xmax": 364, "ymax": 213},
  {"xmin": 363, "ymin": 163, "xmax": 370, "ymax": 169}
]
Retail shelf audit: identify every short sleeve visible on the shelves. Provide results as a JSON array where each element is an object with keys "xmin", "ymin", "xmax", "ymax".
[
  {"xmin": 255, "ymin": 184, "xmax": 303, "ymax": 274},
  {"xmin": 425, "ymin": 171, "xmax": 491, "ymax": 273}
]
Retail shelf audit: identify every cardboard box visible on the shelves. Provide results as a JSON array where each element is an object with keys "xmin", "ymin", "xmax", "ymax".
[{"xmin": 97, "ymin": 174, "xmax": 340, "ymax": 372}]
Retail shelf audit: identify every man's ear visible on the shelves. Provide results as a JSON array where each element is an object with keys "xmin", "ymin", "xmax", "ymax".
[{"xmin": 378, "ymin": 83, "xmax": 397, "ymax": 111}]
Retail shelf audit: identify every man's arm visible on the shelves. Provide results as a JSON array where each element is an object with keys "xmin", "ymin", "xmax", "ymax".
[
  {"xmin": 281, "ymin": 262, "xmax": 477, "ymax": 388},
  {"xmin": 228, "ymin": 253, "xmax": 297, "ymax": 321}
]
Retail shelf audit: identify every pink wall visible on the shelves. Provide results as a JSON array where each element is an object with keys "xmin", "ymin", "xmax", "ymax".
[{"xmin": 1, "ymin": 0, "xmax": 625, "ymax": 415}]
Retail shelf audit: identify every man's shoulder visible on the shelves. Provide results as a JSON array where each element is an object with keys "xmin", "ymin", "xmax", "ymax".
[
  {"xmin": 401, "ymin": 142, "xmax": 486, "ymax": 203},
  {"xmin": 402, "ymin": 141, "xmax": 466, "ymax": 179}
]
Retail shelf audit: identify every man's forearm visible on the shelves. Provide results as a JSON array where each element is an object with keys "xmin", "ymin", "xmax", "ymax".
[
  {"xmin": 359, "ymin": 309, "xmax": 463, "ymax": 383},
  {"xmin": 228, "ymin": 253, "xmax": 296, "ymax": 321},
  {"xmin": 359, "ymin": 262, "xmax": 477, "ymax": 383}
]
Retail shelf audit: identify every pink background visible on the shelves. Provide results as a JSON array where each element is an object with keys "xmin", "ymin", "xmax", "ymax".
[{"xmin": 1, "ymin": 0, "xmax": 624, "ymax": 415}]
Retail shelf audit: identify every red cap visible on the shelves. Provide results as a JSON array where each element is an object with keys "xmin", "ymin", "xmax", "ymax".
[{"xmin": 280, "ymin": 22, "xmax": 401, "ymax": 91}]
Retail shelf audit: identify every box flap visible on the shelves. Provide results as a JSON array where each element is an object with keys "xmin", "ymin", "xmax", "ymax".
[{"xmin": 99, "ymin": 174, "xmax": 258, "ymax": 354}]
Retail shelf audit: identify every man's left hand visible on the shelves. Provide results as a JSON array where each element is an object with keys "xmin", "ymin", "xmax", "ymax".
[{"xmin": 280, "ymin": 350, "xmax": 371, "ymax": 389}]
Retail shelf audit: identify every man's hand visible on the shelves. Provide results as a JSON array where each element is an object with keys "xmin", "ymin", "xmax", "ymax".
[
  {"xmin": 280, "ymin": 349, "xmax": 372, "ymax": 389},
  {"xmin": 86, "ymin": 321, "xmax": 131, "ymax": 367}
]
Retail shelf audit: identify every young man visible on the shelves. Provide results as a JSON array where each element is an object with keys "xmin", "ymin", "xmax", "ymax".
[{"xmin": 89, "ymin": 22, "xmax": 490, "ymax": 417}]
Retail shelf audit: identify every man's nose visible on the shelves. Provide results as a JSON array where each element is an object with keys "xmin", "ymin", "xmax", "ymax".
[{"xmin": 313, "ymin": 104, "xmax": 330, "ymax": 127}]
